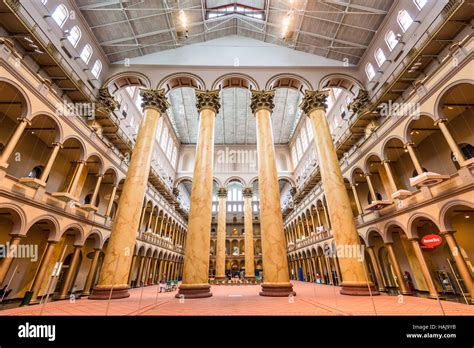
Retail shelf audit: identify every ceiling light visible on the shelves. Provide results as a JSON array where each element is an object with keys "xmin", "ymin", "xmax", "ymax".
[
  {"xmin": 465, "ymin": 215, "xmax": 470, "ymax": 219},
  {"xmin": 179, "ymin": 10, "xmax": 187, "ymax": 29}
]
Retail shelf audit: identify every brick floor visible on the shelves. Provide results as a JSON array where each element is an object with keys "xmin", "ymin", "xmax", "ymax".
[{"xmin": 2, "ymin": 281, "xmax": 473, "ymax": 316}]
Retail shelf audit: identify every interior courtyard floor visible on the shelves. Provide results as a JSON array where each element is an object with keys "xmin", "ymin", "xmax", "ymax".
[{"xmin": 1, "ymin": 281, "xmax": 474, "ymax": 316}]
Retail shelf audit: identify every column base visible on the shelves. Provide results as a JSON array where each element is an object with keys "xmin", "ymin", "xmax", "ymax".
[
  {"xmin": 427, "ymin": 293, "xmax": 445, "ymax": 300},
  {"xmin": 176, "ymin": 284, "xmax": 212, "ymax": 299},
  {"xmin": 340, "ymin": 283, "xmax": 380, "ymax": 296},
  {"xmin": 56, "ymin": 294, "xmax": 71, "ymax": 300},
  {"xmin": 259, "ymin": 283, "xmax": 296, "ymax": 297},
  {"xmin": 214, "ymin": 276, "xmax": 226, "ymax": 280},
  {"xmin": 88, "ymin": 286, "xmax": 130, "ymax": 300}
]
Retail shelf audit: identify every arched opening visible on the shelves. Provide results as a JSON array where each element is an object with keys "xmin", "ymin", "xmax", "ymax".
[
  {"xmin": 50, "ymin": 137, "xmax": 85, "ymax": 196},
  {"xmin": 383, "ymin": 137, "xmax": 414, "ymax": 195},
  {"xmin": 442, "ymin": 203, "xmax": 474, "ymax": 303},
  {"xmin": 436, "ymin": 82, "xmax": 474, "ymax": 169},
  {"xmin": 6, "ymin": 114, "xmax": 60, "ymax": 181}
]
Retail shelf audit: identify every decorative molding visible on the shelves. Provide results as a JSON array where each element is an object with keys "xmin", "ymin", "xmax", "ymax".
[
  {"xmin": 300, "ymin": 90, "xmax": 329, "ymax": 115},
  {"xmin": 250, "ymin": 90, "xmax": 275, "ymax": 113},
  {"xmin": 140, "ymin": 88, "xmax": 169, "ymax": 113},
  {"xmin": 195, "ymin": 89, "xmax": 221, "ymax": 113}
]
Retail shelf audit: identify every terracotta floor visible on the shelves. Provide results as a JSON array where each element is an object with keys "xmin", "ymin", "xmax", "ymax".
[{"xmin": 2, "ymin": 281, "xmax": 474, "ymax": 316}]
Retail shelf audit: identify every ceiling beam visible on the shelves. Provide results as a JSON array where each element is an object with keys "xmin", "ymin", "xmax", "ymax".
[{"xmin": 322, "ymin": 0, "xmax": 388, "ymax": 15}]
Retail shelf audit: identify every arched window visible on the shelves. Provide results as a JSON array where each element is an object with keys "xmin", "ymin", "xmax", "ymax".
[
  {"xmin": 161, "ymin": 127, "xmax": 168, "ymax": 149},
  {"xmin": 414, "ymin": 0, "xmax": 427, "ymax": 10},
  {"xmin": 397, "ymin": 10, "xmax": 413, "ymax": 32},
  {"xmin": 156, "ymin": 117, "xmax": 163, "ymax": 141},
  {"xmin": 305, "ymin": 119, "xmax": 313, "ymax": 141},
  {"xmin": 67, "ymin": 25, "xmax": 81, "ymax": 47},
  {"xmin": 365, "ymin": 63, "xmax": 375, "ymax": 80},
  {"xmin": 91, "ymin": 60, "xmax": 102, "ymax": 78},
  {"xmin": 374, "ymin": 48, "xmax": 386, "ymax": 67},
  {"xmin": 385, "ymin": 31, "xmax": 398, "ymax": 51},
  {"xmin": 80, "ymin": 44, "xmax": 93, "ymax": 63},
  {"xmin": 52, "ymin": 4, "xmax": 69, "ymax": 27},
  {"xmin": 27, "ymin": 165, "xmax": 44, "ymax": 179},
  {"xmin": 300, "ymin": 128, "xmax": 308, "ymax": 151}
]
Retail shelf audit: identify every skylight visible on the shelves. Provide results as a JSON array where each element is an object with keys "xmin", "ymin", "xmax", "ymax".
[{"xmin": 206, "ymin": 4, "xmax": 265, "ymax": 20}]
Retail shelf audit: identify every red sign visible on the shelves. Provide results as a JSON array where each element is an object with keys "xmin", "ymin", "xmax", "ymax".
[{"xmin": 421, "ymin": 234, "xmax": 442, "ymax": 248}]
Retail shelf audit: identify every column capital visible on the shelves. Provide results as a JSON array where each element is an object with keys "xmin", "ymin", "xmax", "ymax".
[
  {"xmin": 403, "ymin": 142, "xmax": 415, "ymax": 148},
  {"xmin": 250, "ymin": 90, "xmax": 275, "ymax": 114},
  {"xmin": 95, "ymin": 87, "xmax": 118, "ymax": 115},
  {"xmin": 51, "ymin": 142, "xmax": 63, "ymax": 148},
  {"xmin": 140, "ymin": 88, "xmax": 170, "ymax": 113},
  {"xmin": 17, "ymin": 117, "xmax": 32, "ymax": 125},
  {"xmin": 434, "ymin": 118, "xmax": 448, "ymax": 126},
  {"xmin": 348, "ymin": 89, "xmax": 371, "ymax": 115},
  {"xmin": 242, "ymin": 187, "xmax": 253, "ymax": 198},
  {"xmin": 95, "ymin": 173, "xmax": 104, "ymax": 178},
  {"xmin": 217, "ymin": 187, "xmax": 227, "ymax": 197},
  {"xmin": 195, "ymin": 89, "xmax": 221, "ymax": 113},
  {"xmin": 300, "ymin": 90, "xmax": 329, "ymax": 115},
  {"xmin": 381, "ymin": 159, "xmax": 391, "ymax": 164},
  {"xmin": 76, "ymin": 160, "xmax": 87, "ymax": 165},
  {"xmin": 439, "ymin": 230, "xmax": 456, "ymax": 236},
  {"xmin": 364, "ymin": 172, "xmax": 372, "ymax": 177}
]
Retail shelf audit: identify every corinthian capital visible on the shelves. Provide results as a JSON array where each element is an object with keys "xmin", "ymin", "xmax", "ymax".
[
  {"xmin": 300, "ymin": 90, "xmax": 329, "ymax": 115},
  {"xmin": 140, "ymin": 88, "xmax": 169, "ymax": 113},
  {"xmin": 348, "ymin": 89, "xmax": 370, "ymax": 115},
  {"xmin": 195, "ymin": 89, "xmax": 221, "ymax": 113},
  {"xmin": 250, "ymin": 90, "xmax": 275, "ymax": 114},
  {"xmin": 95, "ymin": 87, "xmax": 118, "ymax": 115}
]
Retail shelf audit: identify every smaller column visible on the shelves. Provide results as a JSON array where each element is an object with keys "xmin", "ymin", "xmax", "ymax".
[
  {"xmin": 409, "ymin": 238, "xmax": 439, "ymax": 299},
  {"xmin": 69, "ymin": 161, "xmax": 86, "ymax": 195},
  {"xmin": 38, "ymin": 142, "xmax": 62, "ymax": 184},
  {"xmin": 83, "ymin": 249, "xmax": 101, "ymax": 296},
  {"xmin": 440, "ymin": 231, "xmax": 474, "ymax": 303},
  {"xmin": 0, "ymin": 118, "xmax": 31, "ymax": 170},
  {"xmin": 385, "ymin": 243, "xmax": 410, "ymax": 295},
  {"xmin": 243, "ymin": 187, "xmax": 255, "ymax": 280},
  {"xmin": 382, "ymin": 160, "xmax": 398, "ymax": 194},
  {"xmin": 435, "ymin": 119, "xmax": 466, "ymax": 167},
  {"xmin": 89, "ymin": 174, "xmax": 104, "ymax": 209},
  {"xmin": 351, "ymin": 184, "xmax": 363, "ymax": 216},
  {"xmin": 215, "ymin": 187, "xmax": 227, "ymax": 280},
  {"xmin": 365, "ymin": 173, "xmax": 377, "ymax": 202},
  {"xmin": 127, "ymin": 255, "xmax": 137, "ymax": 286},
  {"xmin": 58, "ymin": 245, "xmax": 82, "ymax": 299},
  {"xmin": 0, "ymin": 235, "xmax": 24, "ymax": 284},
  {"xmin": 105, "ymin": 185, "xmax": 118, "ymax": 218},
  {"xmin": 367, "ymin": 246, "xmax": 385, "ymax": 292},
  {"xmin": 29, "ymin": 242, "xmax": 57, "ymax": 303},
  {"xmin": 404, "ymin": 143, "xmax": 424, "ymax": 176}
]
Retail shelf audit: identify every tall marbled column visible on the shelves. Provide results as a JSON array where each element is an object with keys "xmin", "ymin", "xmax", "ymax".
[
  {"xmin": 177, "ymin": 90, "xmax": 221, "ymax": 299},
  {"xmin": 301, "ymin": 90, "xmax": 378, "ymax": 296},
  {"xmin": 251, "ymin": 90, "xmax": 295, "ymax": 297},
  {"xmin": 243, "ymin": 187, "xmax": 255, "ymax": 279},
  {"xmin": 89, "ymin": 89, "xmax": 169, "ymax": 300},
  {"xmin": 215, "ymin": 187, "xmax": 227, "ymax": 280}
]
